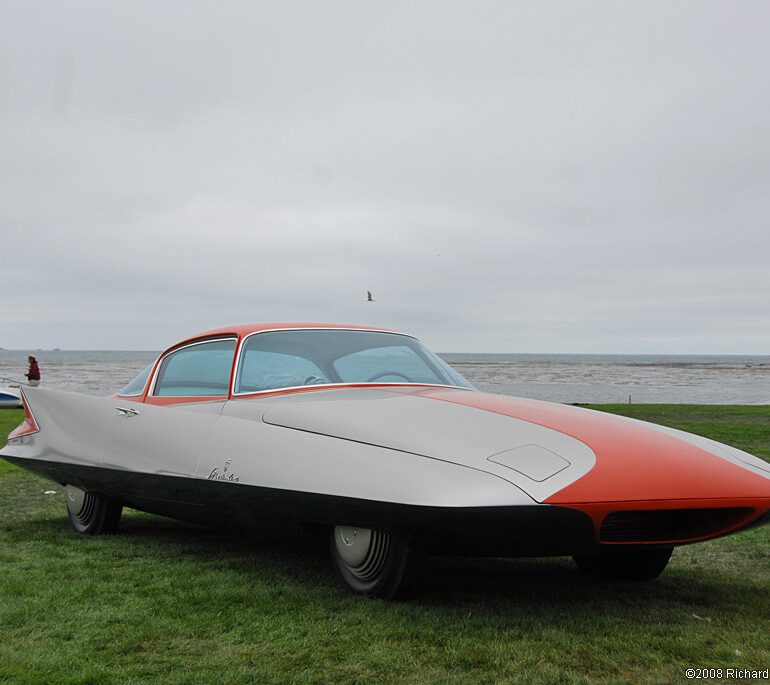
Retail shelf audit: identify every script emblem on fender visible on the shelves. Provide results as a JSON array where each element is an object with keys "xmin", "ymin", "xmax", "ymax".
[{"xmin": 207, "ymin": 458, "xmax": 240, "ymax": 483}]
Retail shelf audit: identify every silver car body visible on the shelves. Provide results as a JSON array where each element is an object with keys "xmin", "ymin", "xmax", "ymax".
[{"xmin": 2, "ymin": 324, "xmax": 770, "ymax": 564}]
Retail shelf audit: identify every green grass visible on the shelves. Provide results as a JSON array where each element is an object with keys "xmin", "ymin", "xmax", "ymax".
[{"xmin": 1, "ymin": 406, "xmax": 768, "ymax": 684}]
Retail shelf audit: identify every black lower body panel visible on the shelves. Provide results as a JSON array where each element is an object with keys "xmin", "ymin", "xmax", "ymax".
[{"xmin": 3, "ymin": 456, "xmax": 596, "ymax": 556}]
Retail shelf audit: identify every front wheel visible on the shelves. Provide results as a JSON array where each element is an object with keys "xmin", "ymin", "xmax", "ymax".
[
  {"xmin": 66, "ymin": 485, "xmax": 123, "ymax": 535},
  {"xmin": 330, "ymin": 526, "xmax": 416, "ymax": 599},
  {"xmin": 572, "ymin": 546, "xmax": 673, "ymax": 580}
]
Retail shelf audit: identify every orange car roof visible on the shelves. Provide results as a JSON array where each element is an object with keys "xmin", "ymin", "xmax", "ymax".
[{"xmin": 167, "ymin": 322, "xmax": 399, "ymax": 351}]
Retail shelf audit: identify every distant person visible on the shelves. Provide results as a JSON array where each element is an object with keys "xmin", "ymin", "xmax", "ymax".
[{"xmin": 26, "ymin": 355, "xmax": 40, "ymax": 386}]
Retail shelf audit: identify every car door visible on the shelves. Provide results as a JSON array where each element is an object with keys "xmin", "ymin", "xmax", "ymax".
[{"xmin": 105, "ymin": 337, "xmax": 238, "ymax": 507}]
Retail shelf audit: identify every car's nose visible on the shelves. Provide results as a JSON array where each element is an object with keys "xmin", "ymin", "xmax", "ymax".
[
  {"xmin": 540, "ymin": 415, "xmax": 770, "ymax": 545},
  {"xmin": 544, "ymin": 416, "xmax": 770, "ymax": 505}
]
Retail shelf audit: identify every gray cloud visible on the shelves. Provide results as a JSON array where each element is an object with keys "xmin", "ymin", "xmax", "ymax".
[{"xmin": 2, "ymin": 1, "xmax": 769, "ymax": 352}]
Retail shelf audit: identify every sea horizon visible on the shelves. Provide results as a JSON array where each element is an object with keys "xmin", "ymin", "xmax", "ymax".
[{"xmin": 2, "ymin": 349, "xmax": 769, "ymax": 405}]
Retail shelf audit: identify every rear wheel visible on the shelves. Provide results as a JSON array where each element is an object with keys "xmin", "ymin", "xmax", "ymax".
[
  {"xmin": 330, "ymin": 525, "xmax": 417, "ymax": 599},
  {"xmin": 572, "ymin": 546, "xmax": 673, "ymax": 580},
  {"xmin": 66, "ymin": 485, "xmax": 123, "ymax": 535}
]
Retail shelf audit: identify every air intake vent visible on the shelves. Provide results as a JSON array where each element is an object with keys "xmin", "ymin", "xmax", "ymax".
[{"xmin": 600, "ymin": 508, "xmax": 754, "ymax": 543}]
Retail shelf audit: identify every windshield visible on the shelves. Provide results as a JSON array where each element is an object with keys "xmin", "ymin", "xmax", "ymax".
[{"xmin": 234, "ymin": 329, "xmax": 473, "ymax": 394}]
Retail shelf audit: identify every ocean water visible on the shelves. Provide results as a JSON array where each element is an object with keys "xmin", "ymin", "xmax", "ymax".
[
  {"xmin": 442, "ymin": 353, "xmax": 770, "ymax": 405},
  {"xmin": 0, "ymin": 350, "xmax": 157, "ymax": 397},
  {"xmin": 1, "ymin": 350, "xmax": 769, "ymax": 404}
]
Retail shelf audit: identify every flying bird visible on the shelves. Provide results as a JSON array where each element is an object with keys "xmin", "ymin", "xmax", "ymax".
[{"xmin": 366, "ymin": 290, "xmax": 374, "ymax": 302}]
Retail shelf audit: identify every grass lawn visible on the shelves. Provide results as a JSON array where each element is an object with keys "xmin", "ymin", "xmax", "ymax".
[{"xmin": 1, "ymin": 405, "xmax": 768, "ymax": 684}]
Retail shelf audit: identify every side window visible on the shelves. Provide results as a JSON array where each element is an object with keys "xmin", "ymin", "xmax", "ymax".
[
  {"xmin": 154, "ymin": 339, "xmax": 236, "ymax": 397},
  {"xmin": 333, "ymin": 346, "xmax": 440, "ymax": 384},
  {"xmin": 236, "ymin": 350, "xmax": 326, "ymax": 392}
]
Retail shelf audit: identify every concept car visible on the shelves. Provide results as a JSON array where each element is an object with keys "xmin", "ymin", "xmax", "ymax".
[{"xmin": 2, "ymin": 323, "xmax": 769, "ymax": 598}]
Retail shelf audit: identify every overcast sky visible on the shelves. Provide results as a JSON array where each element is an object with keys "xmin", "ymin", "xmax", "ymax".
[{"xmin": 2, "ymin": 1, "xmax": 769, "ymax": 353}]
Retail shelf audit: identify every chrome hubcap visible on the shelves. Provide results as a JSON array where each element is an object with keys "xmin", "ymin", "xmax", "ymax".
[
  {"xmin": 66, "ymin": 485, "xmax": 97, "ymax": 525},
  {"xmin": 66, "ymin": 485, "xmax": 86, "ymax": 515},
  {"xmin": 335, "ymin": 526, "xmax": 372, "ymax": 567},
  {"xmin": 334, "ymin": 525, "xmax": 390, "ymax": 581}
]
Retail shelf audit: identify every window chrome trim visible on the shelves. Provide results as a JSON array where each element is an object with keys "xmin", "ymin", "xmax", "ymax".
[
  {"xmin": 149, "ymin": 336, "xmax": 238, "ymax": 398},
  {"xmin": 230, "ymin": 327, "xmax": 475, "ymax": 397}
]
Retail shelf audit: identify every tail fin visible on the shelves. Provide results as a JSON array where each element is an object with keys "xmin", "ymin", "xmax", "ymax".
[{"xmin": 8, "ymin": 388, "xmax": 40, "ymax": 440}]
